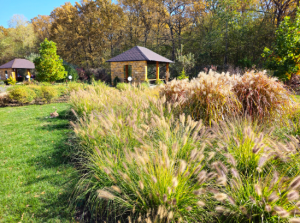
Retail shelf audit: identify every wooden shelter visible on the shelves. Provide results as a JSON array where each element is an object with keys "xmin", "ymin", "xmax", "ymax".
[
  {"xmin": 0, "ymin": 59, "xmax": 35, "ymax": 81},
  {"xmin": 107, "ymin": 46, "xmax": 174, "ymax": 84}
]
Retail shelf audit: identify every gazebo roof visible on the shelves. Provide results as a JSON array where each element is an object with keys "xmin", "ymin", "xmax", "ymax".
[
  {"xmin": 0, "ymin": 59, "xmax": 35, "ymax": 69},
  {"xmin": 107, "ymin": 46, "xmax": 174, "ymax": 63}
]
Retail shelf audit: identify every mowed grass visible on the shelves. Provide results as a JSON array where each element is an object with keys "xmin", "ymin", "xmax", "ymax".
[{"xmin": 0, "ymin": 103, "xmax": 77, "ymax": 222}]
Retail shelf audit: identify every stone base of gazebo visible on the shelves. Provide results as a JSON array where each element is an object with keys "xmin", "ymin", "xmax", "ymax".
[
  {"xmin": 111, "ymin": 61, "xmax": 147, "ymax": 84},
  {"xmin": 0, "ymin": 68, "xmax": 13, "ymax": 80}
]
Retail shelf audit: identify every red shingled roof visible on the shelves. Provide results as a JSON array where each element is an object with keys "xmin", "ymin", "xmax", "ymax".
[
  {"xmin": 0, "ymin": 59, "xmax": 35, "ymax": 69},
  {"xmin": 107, "ymin": 46, "xmax": 174, "ymax": 63}
]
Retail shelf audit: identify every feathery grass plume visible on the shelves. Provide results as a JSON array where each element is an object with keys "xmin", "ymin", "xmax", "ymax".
[
  {"xmin": 111, "ymin": 186, "xmax": 122, "ymax": 194},
  {"xmin": 290, "ymin": 218, "xmax": 300, "ymax": 223},
  {"xmin": 97, "ymin": 190, "xmax": 115, "ymax": 200},
  {"xmin": 254, "ymin": 184, "xmax": 262, "ymax": 196},
  {"xmin": 69, "ymin": 81, "xmax": 300, "ymax": 222},
  {"xmin": 214, "ymin": 193, "xmax": 228, "ymax": 201},
  {"xmin": 268, "ymin": 192, "xmax": 279, "ymax": 202},
  {"xmin": 289, "ymin": 176, "xmax": 300, "ymax": 190},
  {"xmin": 197, "ymin": 201, "xmax": 205, "ymax": 207},
  {"xmin": 288, "ymin": 190, "xmax": 300, "ymax": 201},
  {"xmin": 215, "ymin": 206, "xmax": 226, "ymax": 213}
]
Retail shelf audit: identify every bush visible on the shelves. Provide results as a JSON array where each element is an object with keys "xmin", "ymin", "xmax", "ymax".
[
  {"xmin": 64, "ymin": 64, "xmax": 79, "ymax": 81},
  {"xmin": 113, "ymin": 76, "xmax": 120, "ymax": 86},
  {"xmin": 0, "ymin": 81, "xmax": 4, "ymax": 85},
  {"xmin": 40, "ymin": 86, "xmax": 58, "ymax": 104},
  {"xmin": 9, "ymin": 86, "xmax": 36, "ymax": 104},
  {"xmin": 155, "ymin": 79, "xmax": 164, "ymax": 85},
  {"xmin": 178, "ymin": 67, "xmax": 189, "ymax": 80},
  {"xmin": 7, "ymin": 77, "xmax": 16, "ymax": 85}
]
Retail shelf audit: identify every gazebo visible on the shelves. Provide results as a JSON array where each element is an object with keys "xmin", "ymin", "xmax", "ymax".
[
  {"xmin": 0, "ymin": 58, "xmax": 35, "ymax": 81},
  {"xmin": 107, "ymin": 46, "xmax": 174, "ymax": 84}
]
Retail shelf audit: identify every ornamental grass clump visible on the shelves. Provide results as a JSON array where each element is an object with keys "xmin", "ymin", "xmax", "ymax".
[
  {"xmin": 161, "ymin": 70, "xmax": 294, "ymax": 124},
  {"xmin": 161, "ymin": 71, "xmax": 241, "ymax": 124},
  {"xmin": 205, "ymin": 119, "xmax": 300, "ymax": 223},
  {"xmin": 210, "ymin": 118, "xmax": 300, "ymax": 176},
  {"xmin": 71, "ymin": 94, "xmax": 217, "ymax": 222},
  {"xmin": 232, "ymin": 70, "xmax": 293, "ymax": 121},
  {"xmin": 212, "ymin": 171, "xmax": 300, "ymax": 223}
]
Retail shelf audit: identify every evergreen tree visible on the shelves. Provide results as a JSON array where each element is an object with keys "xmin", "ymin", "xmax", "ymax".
[{"xmin": 34, "ymin": 38, "xmax": 66, "ymax": 82}]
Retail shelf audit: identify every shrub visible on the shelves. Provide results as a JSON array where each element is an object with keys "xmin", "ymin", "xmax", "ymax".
[
  {"xmin": 9, "ymin": 86, "xmax": 36, "ymax": 104},
  {"xmin": 0, "ymin": 81, "xmax": 4, "ymax": 85},
  {"xmin": 155, "ymin": 79, "xmax": 164, "ymax": 85},
  {"xmin": 27, "ymin": 85, "xmax": 42, "ymax": 100},
  {"xmin": 113, "ymin": 76, "xmax": 120, "ymax": 86},
  {"xmin": 177, "ymin": 67, "xmax": 189, "ymax": 80},
  {"xmin": 40, "ymin": 86, "xmax": 58, "ymax": 104},
  {"xmin": 64, "ymin": 64, "xmax": 79, "ymax": 81},
  {"xmin": 7, "ymin": 77, "xmax": 16, "ymax": 85}
]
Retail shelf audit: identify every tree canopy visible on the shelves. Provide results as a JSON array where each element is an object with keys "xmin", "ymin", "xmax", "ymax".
[
  {"xmin": 1, "ymin": 0, "xmax": 300, "ymax": 78},
  {"xmin": 263, "ymin": 8, "xmax": 300, "ymax": 81}
]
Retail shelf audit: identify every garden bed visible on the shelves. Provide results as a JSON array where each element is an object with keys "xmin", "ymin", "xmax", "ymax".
[{"xmin": 68, "ymin": 71, "xmax": 300, "ymax": 222}]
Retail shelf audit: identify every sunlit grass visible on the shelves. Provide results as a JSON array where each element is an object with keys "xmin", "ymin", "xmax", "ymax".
[{"xmin": 0, "ymin": 103, "xmax": 78, "ymax": 222}]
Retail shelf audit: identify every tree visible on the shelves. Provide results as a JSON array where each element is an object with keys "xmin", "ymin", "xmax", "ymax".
[
  {"xmin": 175, "ymin": 44, "xmax": 195, "ymax": 76},
  {"xmin": 0, "ymin": 15, "xmax": 37, "ymax": 64},
  {"xmin": 262, "ymin": 8, "xmax": 300, "ymax": 82},
  {"xmin": 34, "ymin": 38, "xmax": 66, "ymax": 82}
]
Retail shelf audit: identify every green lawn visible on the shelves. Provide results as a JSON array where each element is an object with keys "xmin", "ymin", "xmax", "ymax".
[{"xmin": 0, "ymin": 103, "xmax": 77, "ymax": 222}]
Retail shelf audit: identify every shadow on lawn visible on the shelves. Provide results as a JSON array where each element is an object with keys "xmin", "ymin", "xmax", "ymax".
[{"xmin": 27, "ymin": 109, "xmax": 79, "ymax": 222}]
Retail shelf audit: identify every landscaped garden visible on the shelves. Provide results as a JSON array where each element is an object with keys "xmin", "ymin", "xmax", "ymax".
[{"xmin": 3, "ymin": 2, "xmax": 300, "ymax": 222}]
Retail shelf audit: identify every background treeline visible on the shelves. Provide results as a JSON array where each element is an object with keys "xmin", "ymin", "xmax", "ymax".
[{"xmin": 0, "ymin": 0, "xmax": 300, "ymax": 77}]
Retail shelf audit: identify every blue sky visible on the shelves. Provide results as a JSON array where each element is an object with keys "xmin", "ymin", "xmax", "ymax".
[{"xmin": 0, "ymin": 0, "xmax": 77, "ymax": 28}]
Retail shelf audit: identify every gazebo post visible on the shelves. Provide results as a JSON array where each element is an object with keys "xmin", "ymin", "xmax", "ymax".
[
  {"xmin": 166, "ymin": 63, "xmax": 169, "ymax": 82},
  {"xmin": 13, "ymin": 68, "xmax": 17, "ymax": 81},
  {"xmin": 156, "ymin": 61, "xmax": 159, "ymax": 80},
  {"xmin": 145, "ymin": 64, "xmax": 148, "ymax": 81},
  {"xmin": 27, "ymin": 69, "xmax": 31, "ymax": 81}
]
